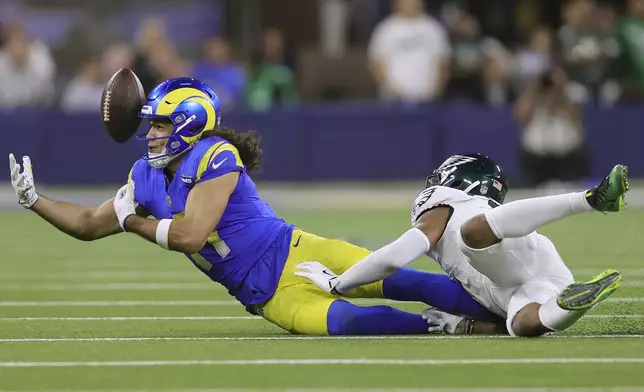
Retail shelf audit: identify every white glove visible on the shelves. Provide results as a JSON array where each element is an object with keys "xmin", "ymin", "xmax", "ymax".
[
  {"xmin": 9, "ymin": 153, "xmax": 39, "ymax": 209},
  {"xmin": 113, "ymin": 182, "xmax": 136, "ymax": 231},
  {"xmin": 294, "ymin": 261, "xmax": 342, "ymax": 294},
  {"xmin": 422, "ymin": 309, "xmax": 465, "ymax": 334}
]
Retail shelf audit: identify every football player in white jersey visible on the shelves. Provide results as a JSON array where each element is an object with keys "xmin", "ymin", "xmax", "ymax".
[{"xmin": 295, "ymin": 153, "xmax": 628, "ymax": 337}]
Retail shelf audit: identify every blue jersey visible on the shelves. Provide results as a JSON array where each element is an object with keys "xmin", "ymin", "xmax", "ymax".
[{"xmin": 129, "ymin": 136, "xmax": 294, "ymax": 312}]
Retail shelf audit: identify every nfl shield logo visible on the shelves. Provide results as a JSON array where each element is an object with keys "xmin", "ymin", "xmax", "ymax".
[{"xmin": 480, "ymin": 184, "xmax": 488, "ymax": 195}]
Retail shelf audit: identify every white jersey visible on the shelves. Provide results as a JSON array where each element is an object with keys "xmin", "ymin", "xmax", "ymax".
[
  {"xmin": 411, "ymin": 186, "xmax": 504, "ymax": 315},
  {"xmin": 410, "ymin": 185, "xmax": 574, "ymax": 324}
]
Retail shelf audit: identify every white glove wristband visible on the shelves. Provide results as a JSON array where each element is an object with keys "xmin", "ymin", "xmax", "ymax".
[{"xmin": 155, "ymin": 219, "xmax": 173, "ymax": 250}]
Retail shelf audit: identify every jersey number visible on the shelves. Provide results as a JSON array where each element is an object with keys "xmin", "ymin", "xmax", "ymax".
[
  {"xmin": 206, "ymin": 230, "xmax": 231, "ymax": 258},
  {"xmin": 415, "ymin": 187, "xmax": 437, "ymax": 210},
  {"xmin": 188, "ymin": 230, "xmax": 230, "ymax": 272}
]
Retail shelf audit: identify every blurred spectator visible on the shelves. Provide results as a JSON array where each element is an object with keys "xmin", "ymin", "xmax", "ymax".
[
  {"xmin": 513, "ymin": 25, "xmax": 553, "ymax": 95},
  {"xmin": 514, "ymin": 68, "xmax": 589, "ymax": 190},
  {"xmin": 367, "ymin": 0, "xmax": 450, "ymax": 102},
  {"xmin": 101, "ymin": 42, "xmax": 134, "ymax": 79},
  {"xmin": 0, "ymin": 20, "xmax": 55, "ymax": 109},
  {"xmin": 60, "ymin": 55, "xmax": 104, "ymax": 113},
  {"xmin": 612, "ymin": 0, "xmax": 644, "ymax": 101},
  {"xmin": 192, "ymin": 37, "xmax": 246, "ymax": 110},
  {"xmin": 132, "ymin": 17, "xmax": 167, "ymax": 94},
  {"xmin": 444, "ymin": 9, "xmax": 487, "ymax": 102},
  {"xmin": 148, "ymin": 41, "xmax": 188, "ymax": 81},
  {"xmin": 558, "ymin": 0, "xmax": 618, "ymax": 105},
  {"xmin": 247, "ymin": 28, "xmax": 299, "ymax": 111}
]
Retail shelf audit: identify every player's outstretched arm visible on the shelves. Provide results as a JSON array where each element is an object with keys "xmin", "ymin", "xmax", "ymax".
[
  {"xmin": 9, "ymin": 153, "xmax": 123, "ymax": 241},
  {"xmin": 117, "ymin": 172, "xmax": 239, "ymax": 254},
  {"xmin": 296, "ymin": 207, "xmax": 452, "ymax": 295},
  {"xmin": 31, "ymin": 196, "xmax": 123, "ymax": 241}
]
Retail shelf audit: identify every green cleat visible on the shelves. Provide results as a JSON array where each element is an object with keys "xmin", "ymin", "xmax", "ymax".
[
  {"xmin": 557, "ymin": 269, "xmax": 622, "ymax": 311},
  {"xmin": 585, "ymin": 165, "xmax": 629, "ymax": 212}
]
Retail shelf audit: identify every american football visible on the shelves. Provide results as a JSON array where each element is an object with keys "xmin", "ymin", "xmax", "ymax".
[{"xmin": 100, "ymin": 68, "xmax": 146, "ymax": 143}]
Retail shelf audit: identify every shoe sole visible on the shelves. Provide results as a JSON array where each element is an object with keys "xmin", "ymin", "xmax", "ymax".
[{"xmin": 557, "ymin": 269, "xmax": 622, "ymax": 311}]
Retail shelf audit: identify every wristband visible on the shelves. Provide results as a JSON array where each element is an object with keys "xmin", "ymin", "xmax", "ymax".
[{"xmin": 155, "ymin": 219, "xmax": 173, "ymax": 250}]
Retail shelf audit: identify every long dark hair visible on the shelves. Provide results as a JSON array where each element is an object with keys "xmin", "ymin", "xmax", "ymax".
[{"xmin": 202, "ymin": 127, "xmax": 263, "ymax": 174}]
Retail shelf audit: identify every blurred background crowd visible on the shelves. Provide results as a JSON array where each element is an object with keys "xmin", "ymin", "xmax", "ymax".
[
  {"xmin": 2, "ymin": 0, "xmax": 641, "ymax": 111},
  {"xmin": 1, "ymin": 0, "xmax": 643, "ymax": 189}
]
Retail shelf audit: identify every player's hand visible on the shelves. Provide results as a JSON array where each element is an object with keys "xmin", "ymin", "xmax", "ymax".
[
  {"xmin": 294, "ymin": 261, "xmax": 343, "ymax": 295},
  {"xmin": 113, "ymin": 182, "xmax": 136, "ymax": 231},
  {"xmin": 9, "ymin": 153, "xmax": 39, "ymax": 209},
  {"xmin": 422, "ymin": 309, "xmax": 464, "ymax": 334}
]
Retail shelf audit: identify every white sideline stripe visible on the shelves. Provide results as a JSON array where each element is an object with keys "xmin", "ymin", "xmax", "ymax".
[
  {"xmin": 0, "ymin": 297, "xmax": 641, "ymax": 307},
  {"xmin": 0, "ymin": 300, "xmax": 240, "ymax": 307},
  {"xmin": 0, "ymin": 283, "xmax": 216, "ymax": 291},
  {"xmin": 0, "ymin": 316, "xmax": 260, "ymax": 321},
  {"xmin": 0, "ymin": 389, "xmax": 641, "ymax": 392},
  {"xmin": 1, "ymin": 334, "xmax": 643, "ymax": 343},
  {"xmin": 5, "ymin": 282, "xmax": 644, "ymax": 291},
  {"xmin": 0, "ymin": 267, "xmax": 643, "ymax": 277},
  {"xmin": 0, "ymin": 357, "xmax": 643, "ymax": 368},
  {"xmin": 0, "ymin": 314, "xmax": 639, "ymax": 322},
  {"xmin": 1, "ymin": 279, "xmax": 644, "ymax": 290}
]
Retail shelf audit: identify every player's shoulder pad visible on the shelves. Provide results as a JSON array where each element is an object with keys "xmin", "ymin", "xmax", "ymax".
[
  {"xmin": 190, "ymin": 136, "xmax": 244, "ymax": 184},
  {"xmin": 410, "ymin": 186, "xmax": 468, "ymax": 225}
]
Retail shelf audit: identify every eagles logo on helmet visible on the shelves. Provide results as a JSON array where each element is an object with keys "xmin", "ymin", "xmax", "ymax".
[{"xmin": 426, "ymin": 153, "xmax": 508, "ymax": 204}]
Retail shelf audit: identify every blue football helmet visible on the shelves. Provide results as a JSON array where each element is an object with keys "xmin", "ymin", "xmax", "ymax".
[{"xmin": 137, "ymin": 77, "xmax": 222, "ymax": 168}]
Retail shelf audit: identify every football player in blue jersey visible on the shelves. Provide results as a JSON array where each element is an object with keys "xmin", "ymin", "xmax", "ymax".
[{"xmin": 9, "ymin": 77, "xmax": 505, "ymax": 336}]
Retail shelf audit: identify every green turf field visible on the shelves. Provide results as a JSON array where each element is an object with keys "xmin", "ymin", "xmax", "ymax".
[{"xmin": 0, "ymin": 207, "xmax": 643, "ymax": 391}]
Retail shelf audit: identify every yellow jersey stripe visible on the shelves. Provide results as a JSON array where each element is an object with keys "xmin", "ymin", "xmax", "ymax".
[
  {"xmin": 196, "ymin": 141, "xmax": 226, "ymax": 181},
  {"xmin": 211, "ymin": 144, "xmax": 243, "ymax": 168}
]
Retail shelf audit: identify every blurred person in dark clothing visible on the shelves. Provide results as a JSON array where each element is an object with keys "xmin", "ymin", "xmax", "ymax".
[
  {"xmin": 612, "ymin": 0, "xmax": 644, "ymax": 101},
  {"xmin": 514, "ymin": 68, "xmax": 589, "ymax": 190},
  {"xmin": 132, "ymin": 17, "xmax": 168, "ymax": 94},
  {"xmin": 444, "ymin": 9, "xmax": 486, "ymax": 102},
  {"xmin": 558, "ymin": 0, "xmax": 618, "ymax": 105},
  {"xmin": 247, "ymin": 28, "xmax": 298, "ymax": 111},
  {"xmin": 513, "ymin": 26, "xmax": 554, "ymax": 96},
  {"xmin": 443, "ymin": 8, "xmax": 512, "ymax": 105}
]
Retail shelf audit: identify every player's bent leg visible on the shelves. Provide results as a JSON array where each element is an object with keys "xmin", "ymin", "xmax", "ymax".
[
  {"xmin": 510, "ymin": 270, "xmax": 622, "ymax": 337},
  {"xmin": 463, "ymin": 165, "xmax": 628, "ymax": 248},
  {"xmin": 327, "ymin": 300, "xmax": 429, "ymax": 335},
  {"xmin": 259, "ymin": 282, "xmax": 432, "ymax": 335},
  {"xmin": 381, "ymin": 268, "xmax": 501, "ymax": 321}
]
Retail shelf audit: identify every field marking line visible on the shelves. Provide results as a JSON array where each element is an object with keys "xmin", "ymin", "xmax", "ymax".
[
  {"xmin": 1, "ymin": 335, "xmax": 643, "ymax": 343},
  {"xmin": 0, "ymin": 283, "xmax": 217, "ymax": 291},
  {"xmin": 0, "ymin": 297, "xmax": 641, "ymax": 307},
  {"xmin": 0, "ymin": 315, "xmax": 639, "ymax": 322},
  {"xmin": 0, "ymin": 316, "xmax": 260, "ymax": 321},
  {"xmin": 2, "ymin": 389, "xmax": 642, "ymax": 392},
  {"xmin": 0, "ymin": 357, "xmax": 643, "ymax": 368}
]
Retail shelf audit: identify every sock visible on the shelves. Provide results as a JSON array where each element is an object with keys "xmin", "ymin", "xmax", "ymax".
[
  {"xmin": 484, "ymin": 192, "xmax": 592, "ymax": 240},
  {"xmin": 382, "ymin": 268, "xmax": 500, "ymax": 322},
  {"xmin": 538, "ymin": 296, "xmax": 587, "ymax": 331},
  {"xmin": 327, "ymin": 300, "xmax": 428, "ymax": 335}
]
